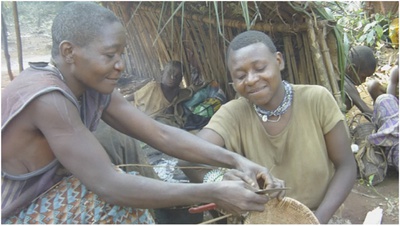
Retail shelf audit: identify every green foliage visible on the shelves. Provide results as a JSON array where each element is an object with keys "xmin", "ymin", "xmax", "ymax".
[
  {"xmin": 368, "ymin": 174, "xmax": 375, "ymax": 186},
  {"xmin": 330, "ymin": 2, "xmax": 393, "ymax": 48},
  {"xmin": 2, "ymin": 1, "xmax": 71, "ymax": 34}
]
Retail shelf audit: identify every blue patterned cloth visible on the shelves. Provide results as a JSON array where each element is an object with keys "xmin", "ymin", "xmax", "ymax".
[{"xmin": 3, "ymin": 171, "xmax": 155, "ymax": 224}]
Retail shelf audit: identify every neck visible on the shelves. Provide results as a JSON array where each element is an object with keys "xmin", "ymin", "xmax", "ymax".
[
  {"xmin": 161, "ymin": 83, "xmax": 179, "ymax": 102},
  {"xmin": 254, "ymin": 80, "xmax": 293, "ymax": 120},
  {"xmin": 261, "ymin": 81, "xmax": 286, "ymax": 111},
  {"xmin": 52, "ymin": 60, "xmax": 85, "ymax": 101}
]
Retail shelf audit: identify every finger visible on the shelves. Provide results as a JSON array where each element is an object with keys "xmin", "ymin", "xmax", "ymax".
[
  {"xmin": 277, "ymin": 180, "xmax": 286, "ymax": 201},
  {"xmin": 222, "ymin": 170, "xmax": 241, "ymax": 180},
  {"xmin": 226, "ymin": 169, "xmax": 257, "ymax": 187},
  {"xmin": 257, "ymin": 172, "xmax": 273, "ymax": 189}
]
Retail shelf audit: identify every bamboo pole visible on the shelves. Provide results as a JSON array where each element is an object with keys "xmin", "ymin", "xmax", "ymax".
[
  {"xmin": 296, "ymin": 34, "xmax": 308, "ymax": 84},
  {"xmin": 283, "ymin": 35, "xmax": 295, "ymax": 83},
  {"xmin": 306, "ymin": 19, "xmax": 331, "ymax": 92},
  {"xmin": 326, "ymin": 31, "xmax": 340, "ymax": 78},
  {"xmin": 317, "ymin": 25, "xmax": 344, "ymax": 108},
  {"xmin": 302, "ymin": 32, "xmax": 316, "ymax": 85}
]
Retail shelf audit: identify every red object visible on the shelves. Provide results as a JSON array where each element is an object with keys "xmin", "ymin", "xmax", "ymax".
[{"xmin": 188, "ymin": 203, "xmax": 217, "ymax": 213}]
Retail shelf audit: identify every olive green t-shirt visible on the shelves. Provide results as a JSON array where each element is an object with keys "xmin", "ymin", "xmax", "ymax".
[{"xmin": 205, "ymin": 84, "xmax": 346, "ymax": 209}]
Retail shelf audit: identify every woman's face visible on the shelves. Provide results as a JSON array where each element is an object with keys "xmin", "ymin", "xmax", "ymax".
[
  {"xmin": 227, "ymin": 42, "xmax": 285, "ymax": 109},
  {"xmin": 71, "ymin": 21, "xmax": 127, "ymax": 94}
]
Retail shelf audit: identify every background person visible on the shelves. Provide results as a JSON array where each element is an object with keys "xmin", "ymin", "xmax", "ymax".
[
  {"xmin": 366, "ymin": 59, "xmax": 399, "ymax": 172},
  {"xmin": 342, "ymin": 46, "xmax": 377, "ymax": 117}
]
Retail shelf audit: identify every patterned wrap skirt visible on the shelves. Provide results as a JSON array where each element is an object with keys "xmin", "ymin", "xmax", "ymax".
[{"xmin": 3, "ymin": 171, "xmax": 155, "ymax": 224}]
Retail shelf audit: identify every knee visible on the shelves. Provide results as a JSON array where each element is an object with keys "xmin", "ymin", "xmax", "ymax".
[
  {"xmin": 375, "ymin": 93, "xmax": 398, "ymax": 105},
  {"xmin": 367, "ymin": 80, "xmax": 380, "ymax": 93},
  {"xmin": 367, "ymin": 80, "xmax": 384, "ymax": 101}
]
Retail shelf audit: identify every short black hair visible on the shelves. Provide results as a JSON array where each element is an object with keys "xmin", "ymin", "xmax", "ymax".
[
  {"xmin": 51, "ymin": 2, "xmax": 121, "ymax": 58},
  {"xmin": 164, "ymin": 61, "xmax": 184, "ymax": 75},
  {"xmin": 226, "ymin": 30, "xmax": 277, "ymax": 64},
  {"xmin": 162, "ymin": 60, "xmax": 184, "ymax": 82},
  {"xmin": 347, "ymin": 46, "xmax": 377, "ymax": 76}
]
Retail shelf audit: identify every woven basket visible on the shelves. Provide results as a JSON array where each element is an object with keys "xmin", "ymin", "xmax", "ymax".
[
  {"xmin": 244, "ymin": 197, "xmax": 319, "ymax": 224},
  {"xmin": 348, "ymin": 113, "xmax": 375, "ymax": 145}
]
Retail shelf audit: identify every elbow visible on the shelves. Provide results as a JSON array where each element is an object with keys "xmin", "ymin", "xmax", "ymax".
[
  {"xmin": 86, "ymin": 175, "xmax": 128, "ymax": 207},
  {"xmin": 91, "ymin": 183, "xmax": 122, "ymax": 206},
  {"xmin": 339, "ymin": 156, "xmax": 357, "ymax": 181}
]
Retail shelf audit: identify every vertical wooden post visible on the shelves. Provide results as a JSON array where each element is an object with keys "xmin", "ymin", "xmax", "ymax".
[
  {"xmin": 306, "ymin": 19, "xmax": 331, "ymax": 92},
  {"xmin": 12, "ymin": 1, "xmax": 23, "ymax": 72},
  {"xmin": 1, "ymin": 12, "xmax": 14, "ymax": 81}
]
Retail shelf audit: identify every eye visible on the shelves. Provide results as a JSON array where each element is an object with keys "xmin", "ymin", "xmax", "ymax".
[
  {"xmin": 235, "ymin": 73, "xmax": 246, "ymax": 81},
  {"xmin": 255, "ymin": 65, "xmax": 266, "ymax": 72},
  {"xmin": 106, "ymin": 54, "xmax": 115, "ymax": 59}
]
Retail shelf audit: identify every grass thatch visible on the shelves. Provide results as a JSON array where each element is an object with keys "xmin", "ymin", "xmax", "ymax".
[{"xmin": 104, "ymin": 1, "xmax": 347, "ymax": 105}]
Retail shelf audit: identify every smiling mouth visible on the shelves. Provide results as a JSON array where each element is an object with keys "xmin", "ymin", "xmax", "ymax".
[
  {"xmin": 248, "ymin": 86, "xmax": 266, "ymax": 94},
  {"xmin": 107, "ymin": 77, "xmax": 119, "ymax": 81}
]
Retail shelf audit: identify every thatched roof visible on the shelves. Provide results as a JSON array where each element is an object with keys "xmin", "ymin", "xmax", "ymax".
[{"xmin": 103, "ymin": 1, "xmax": 344, "ymax": 104}]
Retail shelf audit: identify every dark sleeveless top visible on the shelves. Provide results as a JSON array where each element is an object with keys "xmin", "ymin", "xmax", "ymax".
[{"xmin": 1, "ymin": 63, "xmax": 111, "ymax": 219}]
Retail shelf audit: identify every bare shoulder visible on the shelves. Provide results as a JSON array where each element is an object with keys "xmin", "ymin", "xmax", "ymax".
[
  {"xmin": 389, "ymin": 65, "xmax": 399, "ymax": 82},
  {"xmin": 28, "ymin": 91, "xmax": 83, "ymax": 129},
  {"xmin": 2, "ymin": 91, "xmax": 83, "ymax": 175}
]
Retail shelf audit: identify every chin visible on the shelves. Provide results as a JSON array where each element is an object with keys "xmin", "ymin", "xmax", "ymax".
[{"xmin": 96, "ymin": 86, "xmax": 116, "ymax": 95}]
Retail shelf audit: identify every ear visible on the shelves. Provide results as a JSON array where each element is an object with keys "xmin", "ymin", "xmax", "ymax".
[
  {"xmin": 276, "ymin": 52, "xmax": 285, "ymax": 71},
  {"xmin": 59, "ymin": 41, "xmax": 74, "ymax": 63}
]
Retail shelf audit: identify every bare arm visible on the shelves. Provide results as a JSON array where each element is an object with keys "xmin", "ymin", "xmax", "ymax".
[
  {"xmin": 178, "ymin": 128, "xmax": 227, "ymax": 183},
  {"xmin": 32, "ymin": 91, "xmax": 269, "ymax": 214},
  {"xmin": 387, "ymin": 65, "xmax": 399, "ymax": 96},
  {"xmin": 314, "ymin": 121, "xmax": 357, "ymax": 223},
  {"xmin": 103, "ymin": 91, "xmax": 276, "ymax": 182},
  {"xmin": 179, "ymin": 127, "xmax": 285, "ymax": 200},
  {"xmin": 103, "ymin": 91, "xmax": 285, "ymax": 192},
  {"xmin": 344, "ymin": 79, "xmax": 373, "ymax": 116}
]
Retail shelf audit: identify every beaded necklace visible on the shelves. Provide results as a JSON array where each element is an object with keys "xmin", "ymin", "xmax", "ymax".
[{"xmin": 254, "ymin": 80, "xmax": 293, "ymax": 123}]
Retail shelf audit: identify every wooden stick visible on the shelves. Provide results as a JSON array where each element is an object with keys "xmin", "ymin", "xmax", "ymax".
[
  {"xmin": 306, "ymin": 18, "xmax": 331, "ymax": 92},
  {"xmin": 302, "ymin": 32, "xmax": 316, "ymax": 85},
  {"xmin": 296, "ymin": 34, "xmax": 308, "ymax": 84},
  {"xmin": 200, "ymin": 214, "xmax": 232, "ymax": 224},
  {"xmin": 283, "ymin": 35, "xmax": 295, "ymax": 83},
  {"xmin": 317, "ymin": 25, "xmax": 344, "ymax": 107}
]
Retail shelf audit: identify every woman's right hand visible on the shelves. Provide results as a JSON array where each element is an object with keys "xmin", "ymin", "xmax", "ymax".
[{"xmin": 207, "ymin": 180, "xmax": 271, "ymax": 216}]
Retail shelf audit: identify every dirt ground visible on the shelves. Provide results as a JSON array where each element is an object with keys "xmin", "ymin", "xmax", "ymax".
[{"xmin": 1, "ymin": 31, "xmax": 399, "ymax": 224}]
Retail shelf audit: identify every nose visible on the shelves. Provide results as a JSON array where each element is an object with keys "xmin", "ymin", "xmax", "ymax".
[
  {"xmin": 115, "ymin": 55, "xmax": 125, "ymax": 71},
  {"xmin": 246, "ymin": 71, "xmax": 259, "ymax": 85}
]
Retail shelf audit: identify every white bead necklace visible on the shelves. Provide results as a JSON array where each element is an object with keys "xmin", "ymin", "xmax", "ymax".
[{"xmin": 254, "ymin": 81, "xmax": 293, "ymax": 123}]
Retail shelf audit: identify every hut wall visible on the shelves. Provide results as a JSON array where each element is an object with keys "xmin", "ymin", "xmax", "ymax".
[{"xmin": 106, "ymin": 2, "xmax": 343, "ymax": 106}]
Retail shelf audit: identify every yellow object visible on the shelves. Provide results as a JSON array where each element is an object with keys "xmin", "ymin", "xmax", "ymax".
[{"xmin": 389, "ymin": 18, "xmax": 399, "ymax": 48}]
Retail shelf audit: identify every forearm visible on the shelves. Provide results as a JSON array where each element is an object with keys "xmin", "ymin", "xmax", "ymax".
[
  {"xmin": 98, "ymin": 172, "xmax": 217, "ymax": 209},
  {"xmin": 354, "ymin": 98, "xmax": 373, "ymax": 116},
  {"xmin": 314, "ymin": 159, "xmax": 356, "ymax": 223},
  {"xmin": 151, "ymin": 123, "xmax": 240, "ymax": 169},
  {"xmin": 179, "ymin": 160, "xmax": 210, "ymax": 183},
  {"xmin": 387, "ymin": 84, "xmax": 396, "ymax": 96}
]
